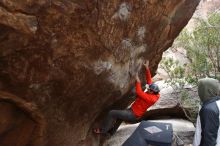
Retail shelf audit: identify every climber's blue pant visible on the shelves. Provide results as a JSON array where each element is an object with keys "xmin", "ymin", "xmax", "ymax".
[{"xmin": 101, "ymin": 109, "xmax": 137, "ymax": 133}]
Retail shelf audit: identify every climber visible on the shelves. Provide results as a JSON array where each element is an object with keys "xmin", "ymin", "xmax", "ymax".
[
  {"xmin": 93, "ymin": 60, "xmax": 160, "ymax": 135},
  {"xmin": 193, "ymin": 78, "xmax": 220, "ymax": 146}
]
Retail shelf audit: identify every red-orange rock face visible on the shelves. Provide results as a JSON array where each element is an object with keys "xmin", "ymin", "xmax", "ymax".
[{"xmin": 0, "ymin": 0, "xmax": 200, "ymax": 146}]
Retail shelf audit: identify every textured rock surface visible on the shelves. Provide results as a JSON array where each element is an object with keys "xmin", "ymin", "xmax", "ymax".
[
  {"xmin": 0, "ymin": 0, "xmax": 200, "ymax": 146},
  {"xmin": 0, "ymin": 91, "xmax": 45, "ymax": 146}
]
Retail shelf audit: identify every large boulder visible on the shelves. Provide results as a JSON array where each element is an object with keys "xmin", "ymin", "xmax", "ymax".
[{"xmin": 0, "ymin": 0, "xmax": 200, "ymax": 146}]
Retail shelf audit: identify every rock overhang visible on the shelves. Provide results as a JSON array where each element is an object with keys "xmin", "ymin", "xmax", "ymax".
[{"xmin": 0, "ymin": 0, "xmax": 201, "ymax": 146}]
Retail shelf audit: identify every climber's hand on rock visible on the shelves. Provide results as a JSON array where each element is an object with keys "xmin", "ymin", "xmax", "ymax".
[
  {"xmin": 143, "ymin": 60, "xmax": 149, "ymax": 69},
  {"xmin": 136, "ymin": 73, "xmax": 140, "ymax": 82}
]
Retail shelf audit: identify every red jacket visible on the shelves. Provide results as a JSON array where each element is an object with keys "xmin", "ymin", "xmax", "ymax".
[{"xmin": 131, "ymin": 68, "xmax": 160, "ymax": 118}]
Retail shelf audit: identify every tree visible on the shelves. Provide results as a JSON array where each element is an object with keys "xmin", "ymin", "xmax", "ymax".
[
  {"xmin": 160, "ymin": 57, "xmax": 199, "ymax": 123},
  {"xmin": 174, "ymin": 12, "xmax": 220, "ymax": 80},
  {"xmin": 159, "ymin": 12, "xmax": 220, "ymax": 123}
]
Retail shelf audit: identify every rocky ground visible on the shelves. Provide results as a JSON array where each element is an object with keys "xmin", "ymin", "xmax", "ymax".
[{"xmin": 104, "ymin": 119, "xmax": 195, "ymax": 146}]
